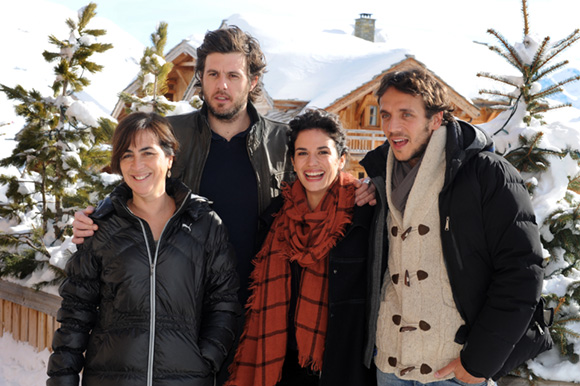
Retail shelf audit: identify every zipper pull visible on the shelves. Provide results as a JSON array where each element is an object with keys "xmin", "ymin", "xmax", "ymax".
[
  {"xmin": 445, "ymin": 216, "xmax": 450, "ymax": 231},
  {"xmin": 535, "ymin": 321, "xmax": 544, "ymax": 335}
]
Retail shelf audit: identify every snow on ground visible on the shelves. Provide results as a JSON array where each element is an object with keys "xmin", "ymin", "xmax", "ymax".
[{"xmin": 0, "ymin": 333, "xmax": 51, "ymax": 386}]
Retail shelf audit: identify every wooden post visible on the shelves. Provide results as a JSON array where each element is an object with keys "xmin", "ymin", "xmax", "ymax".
[
  {"xmin": 3, "ymin": 299, "xmax": 12, "ymax": 334},
  {"xmin": 29, "ymin": 308, "xmax": 38, "ymax": 347},
  {"xmin": 37, "ymin": 312, "xmax": 47, "ymax": 350}
]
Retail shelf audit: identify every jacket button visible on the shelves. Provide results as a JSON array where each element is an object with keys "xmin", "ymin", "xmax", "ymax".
[
  {"xmin": 392, "ymin": 274, "xmax": 399, "ymax": 284},
  {"xmin": 400, "ymin": 366, "xmax": 415, "ymax": 376},
  {"xmin": 417, "ymin": 270, "xmax": 429, "ymax": 281}
]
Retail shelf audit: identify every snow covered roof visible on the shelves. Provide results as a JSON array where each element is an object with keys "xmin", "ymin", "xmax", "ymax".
[{"xmin": 160, "ymin": 14, "xmax": 479, "ymax": 120}]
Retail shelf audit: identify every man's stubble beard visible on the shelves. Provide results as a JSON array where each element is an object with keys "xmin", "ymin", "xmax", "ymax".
[{"xmin": 202, "ymin": 87, "xmax": 249, "ymax": 122}]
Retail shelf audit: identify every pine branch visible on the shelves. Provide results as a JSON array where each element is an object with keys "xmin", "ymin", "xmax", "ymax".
[
  {"xmin": 545, "ymin": 103, "xmax": 574, "ymax": 112},
  {"xmin": 42, "ymin": 50, "xmax": 62, "ymax": 63},
  {"xmin": 65, "ymin": 18, "xmax": 76, "ymax": 32},
  {"xmin": 504, "ymin": 132, "xmax": 563, "ymax": 172},
  {"xmin": 539, "ymin": 32, "xmax": 580, "ymax": 70},
  {"xmin": 0, "ymin": 84, "xmax": 31, "ymax": 103},
  {"xmin": 477, "ymin": 72, "xmax": 521, "ymax": 87},
  {"xmin": 478, "ymin": 89, "xmax": 517, "ymax": 99},
  {"xmin": 88, "ymin": 42, "xmax": 113, "ymax": 54},
  {"xmin": 486, "ymin": 29, "xmax": 525, "ymax": 70},
  {"xmin": 550, "ymin": 29, "xmax": 580, "ymax": 52},
  {"xmin": 529, "ymin": 36, "xmax": 550, "ymax": 76},
  {"xmin": 78, "ymin": 3, "xmax": 97, "ymax": 32},
  {"xmin": 532, "ymin": 60, "xmax": 568, "ymax": 83},
  {"xmin": 535, "ymin": 75, "xmax": 580, "ymax": 99},
  {"xmin": 152, "ymin": 22, "xmax": 169, "ymax": 56},
  {"xmin": 83, "ymin": 28, "xmax": 107, "ymax": 37},
  {"xmin": 522, "ymin": 0, "xmax": 530, "ymax": 37}
]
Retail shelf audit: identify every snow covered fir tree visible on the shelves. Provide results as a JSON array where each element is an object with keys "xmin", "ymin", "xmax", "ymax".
[
  {"xmin": 0, "ymin": 3, "xmax": 117, "ymax": 287},
  {"xmin": 0, "ymin": 6, "xmax": 199, "ymax": 289},
  {"xmin": 117, "ymin": 21, "xmax": 200, "ymax": 115},
  {"xmin": 476, "ymin": 0, "xmax": 580, "ymax": 380},
  {"xmin": 118, "ymin": 22, "xmax": 178, "ymax": 115}
]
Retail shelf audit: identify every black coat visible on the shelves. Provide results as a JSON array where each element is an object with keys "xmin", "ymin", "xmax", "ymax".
[
  {"xmin": 47, "ymin": 179, "xmax": 240, "ymax": 386},
  {"xmin": 321, "ymin": 203, "xmax": 377, "ymax": 386},
  {"xmin": 361, "ymin": 120, "xmax": 545, "ymax": 379}
]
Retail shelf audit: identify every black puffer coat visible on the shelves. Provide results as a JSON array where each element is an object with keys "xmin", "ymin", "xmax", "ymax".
[
  {"xmin": 361, "ymin": 120, "xmax": 546, "ymax": 379},
  {"xmin": 47, "ymin": 179, "xmax": 240, "ymax": 386}
]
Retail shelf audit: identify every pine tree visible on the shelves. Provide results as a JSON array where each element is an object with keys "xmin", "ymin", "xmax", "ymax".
[
  {"xmin": 477, "ymin": 0, "xmax": 580, "ymax": 125},
  {"xmin": 477, "ymin": 0, "xmax": 580, "ymax": 377},
  {"xmin": 0, "ymin": 3, "xmax": 116, "ymax": 288},
  {"xmin": 118, "ymin": 22, "xmax": 202, "ymax": 116},
  {"xmin": 118, "ymin": 22, "xmax": 176, "ymax": 115}
]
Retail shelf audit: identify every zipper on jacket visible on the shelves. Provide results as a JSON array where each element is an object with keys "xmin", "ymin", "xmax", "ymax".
[
  {"xmin": 444, "ymin": 216, "xmax": 463, "ymax": 271},
  {"xmin": 135, "ymin": 219, "xmax": 156, "ymax": 386},
  {"xmin": 127, "ymin": 196, "xmax": 189, "ymax": 386},
  {"xmin": 245, "ymin": 127, "xmax": 263, "ymax": 216}
]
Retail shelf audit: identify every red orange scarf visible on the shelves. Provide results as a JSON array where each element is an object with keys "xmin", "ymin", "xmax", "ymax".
[{"xmin": 226, "ymin": 172, "xmax": 356, "ymax": 386}]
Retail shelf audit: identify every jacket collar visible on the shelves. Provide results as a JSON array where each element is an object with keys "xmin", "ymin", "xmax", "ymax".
[
  {"xmin": 443, "ymin": 119, "xmax": 493, "ymax": 189},
  {"xmin": 91, "ymin": 178, "xmax": 207, "ymax": 221},
  {"xmin": 360, "ymin": 119, "xmax": 493, "ymax": 181},
  {"xmin": 198, "ymin": 100, "xmax": 263, "ymax": 148}
]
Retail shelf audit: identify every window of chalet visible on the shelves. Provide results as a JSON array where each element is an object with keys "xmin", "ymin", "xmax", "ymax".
[{"xmin": 369, "ymin": 105, "xmax": 378, "ymax": 127}]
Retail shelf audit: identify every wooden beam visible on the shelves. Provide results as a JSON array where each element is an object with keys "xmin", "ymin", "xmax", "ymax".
[
  {"xmin": 173, "ymin": 67, "xmax": 188, "ymax": 87},
  {"xmin": 0, "ymin": 280, "xmax": 61, "ymax": 317}
]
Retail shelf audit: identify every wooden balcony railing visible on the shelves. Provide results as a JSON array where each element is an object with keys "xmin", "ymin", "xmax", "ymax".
[{"xmin": 346, "ymin": 129, "xmax": 386, "ymax": 155}]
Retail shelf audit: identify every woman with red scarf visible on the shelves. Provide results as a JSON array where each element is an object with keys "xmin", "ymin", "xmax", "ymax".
[{"xmin": 227, "ymin": 109, "xmax": 381, "ymax": 386}]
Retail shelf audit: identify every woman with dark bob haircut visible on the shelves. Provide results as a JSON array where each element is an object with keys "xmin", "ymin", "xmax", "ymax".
[
  {"xmin": 227, "ymin": 109, "xmax": 381, "ymax": 386},
  {"xmin": 47, "ymin": 112, "xmax": 240, "ymax": 386}
]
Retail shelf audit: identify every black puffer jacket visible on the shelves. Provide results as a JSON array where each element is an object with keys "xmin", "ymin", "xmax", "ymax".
[
  {"xmin": 361, "ymin": 120, "xmax": 545, "ymax": 379},
  {"xmin": 47, "ymin": 179, "xmax": 240, "ymax": 386}
]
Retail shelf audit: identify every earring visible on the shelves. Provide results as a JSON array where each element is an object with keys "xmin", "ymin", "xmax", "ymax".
[{"xmin": 167, "ymin": 170, "xmax": 171, "ymax": 178}]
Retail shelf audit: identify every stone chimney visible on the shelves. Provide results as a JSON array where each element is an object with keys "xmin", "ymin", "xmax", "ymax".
[{"xmin": 354, "ymin": 13, "xmax": 375, "ymax": 42}]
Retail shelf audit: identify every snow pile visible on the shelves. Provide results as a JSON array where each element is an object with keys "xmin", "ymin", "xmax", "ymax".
[{"xmin": 0, "ymin": 333, "xmax": 51, "ymax": 385}]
